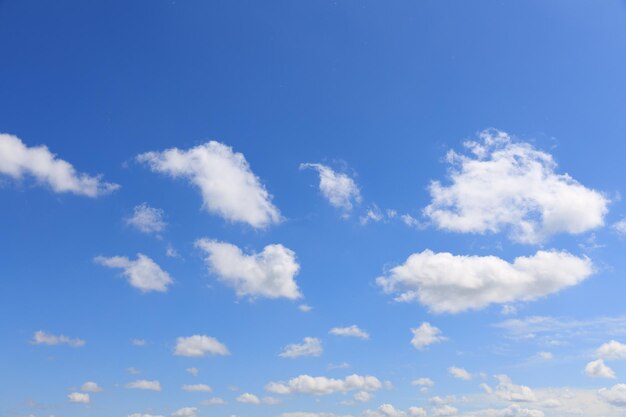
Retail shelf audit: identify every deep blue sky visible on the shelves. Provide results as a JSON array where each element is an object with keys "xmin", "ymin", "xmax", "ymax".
[{"xmin": 2, "ymin": 1, "xmax": 626, "ymax": 417}]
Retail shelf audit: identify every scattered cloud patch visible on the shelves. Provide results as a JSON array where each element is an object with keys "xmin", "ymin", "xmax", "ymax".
[
  {"xmin": 95, "ymin": 254, "xmax": 173, "ymax": 293},
  {"xmin": 80, "ymin": 381, "xmax": 102, "ymax": 392},
  {"xmin": 300, "ymin": 163, "xmax": 361, "ymax": 215},
  {"xmin": 196, "ymin": 239, "xmax": 301, "ymax": 300},
  {"xmin": 424, "ymin": 129, "xmax": 608, "ymax": 244},
  {"xmin": 377, "ymin": 250, "xmax": 593, "ymax": 313},
  {"xmin": 32, "ymin": 331, "xmax": 85, "ymax": 347},
  {"xmin": 182, "ymin": 384, "xmax": 212, "ymax": 392},
  {"xmin": 585, "ymin": 359, "xmax": 616, "ymax": 379},
  {"xmin": 138, "ymin": 141, "xmax": 281, "ymax": 228},
  {"xmin": 410, "ymin": 322, "xmax": 446, "ymax": 349},
  {"xmin": 448, "ymin": 367, "xmax": 472, "ymax": 381},
  {"xmin": 126, "ymin": 203, "xmax": 166, "ymax": 234},
  {"xmin": 266, "ymin": 374, "xmax": 382, "ymax": 396},
  {"xmin": 280, "ymin": 337, "xmax": 323, "ymax": 358},
  {"xmin": 329, "ymin": 325, "xmax": 369, "ymax": 340},
  {"xmin": 0, "ymin": 133, "xmax": 119, "ymax": 196},
  {"xmin": 67, "ymin": 392, "xmax": 90, "ymax": 404},
  {"xmin": 174, "ymin": 335, "xmax": 230, "ymax": 357},
  {"xmin": 125, "ymin": 380, "xmax": 162, "ymax": 391}
]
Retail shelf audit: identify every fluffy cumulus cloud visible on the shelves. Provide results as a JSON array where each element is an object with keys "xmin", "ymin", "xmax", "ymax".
[
  {"xmin": 424, "ymin": 129, "xmax": 608, "ymax": 244},
  {"xmin": 598, "ymin": 384, "xmax": 626, "ymax": 407},
  {"xmin": 236, "ymin": 393, "xmax": 280, "ymax": 405},
  {"xmin": 266, "ymin": 374, "xmax": 382, "ymax": 396},
  {"xmin": 196, "ymin": 239, "xmax": 301, "ymax": 300},
  {"xmin": 94, "ymin": 254, "xmax": 173, "ymax": 293},
  {"xmin": 126, "ymin": 203, "xmax": 166, "ymax": 234},
  {"xmin": 363, "ymin": 404, "xmax": 427, "ymax": 417},
  {"xmin": 174, "ymin": 335, "xmax": 230, "ymax": 357},
  {"xmin": 182, "ymin": 384, "xmax": 212, "ymax": 392},
  {"xmin": 0, "ymin": 133, "xmax": 119, "ymax": 196},
  {"xmin": 464, "ymin": 405, "xmax": 544, "ymax": 417},
  {"xmin": 279, "ymin": 337, "xmax": 323, "ymax": 358},
  {"xmin": 490, "ymin": 375, "xmax": 536, "ymax": 402},
  {"xmin": 329, "ymin": 325, "xmax": 369, "ymax": 340},
  {"xmin": 32, "ymin": 330, "xmax": 85, "ymax": 347},
  {"xmin": 585, "ymin": 359, "xmax": 616, "ymax": 379},
  {"xmin": 448, "ymin": 366, "xmax": 472, "ymax": 380},
  {"xmin": 596, "ymin": 340, "xmax": 626, "ymax": 359},
  {"xmin": 172, "ymin": 407, "xmax": 197, "ymax": 417},
  {"xmin": 377, "ymin": 249, "xmax": 593, "ymax": 313},
  {"xmin": 137, "ymin": 141, "xmax": 281, "ymax": 228},
  {"xmin": 125, "ymin": 380, "xmax": 162, "ymax": 391},
  {"xmin": 410, "ymin": 322, "xmax": 446, "ymax": 349},
  {"xmin": 80, "ymin": 381, "xmax": 102, "ymax": 392},
  {"xmin": 67, "ymin": 392, "xmax": 90, "ymax": 404},
  {"xmin": 300, "ymin": 163, "xmax": 362, "ymax": 214}
]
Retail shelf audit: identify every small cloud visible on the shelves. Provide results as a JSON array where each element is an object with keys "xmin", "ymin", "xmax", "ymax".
[
  {"xmin": 67, "ymin": 392, "xmax": 90, "ymax": 404},
  {"xmin": 126, "ymin": 203, "xmax": 166, "ymax": 234},
  {"xmin": 329, "ymin": 325, "xmax": 369, "ymax": 340},
  {"xmin": 410, "ymin": 323, "xmax": 446, "ymax": 350},
  {"xmin": 279, "ymin": 337, "xmax": 323, "ymax": 358},
  {"xmin": 32, "ymin": 331, "xmax": 85, "ymax": 347}
]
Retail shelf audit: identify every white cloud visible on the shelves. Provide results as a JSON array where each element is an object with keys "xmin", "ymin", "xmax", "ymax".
[
  {"xmin": 128, "ymin": 414, "xmax": 164, "ymax": 417},
  {"xmin": 412, "ymin": 378, "xmax": 434, "ymax": 387},
  {"xmin": 613, "ymin": 218, "xmax": 626, "ymax": 235},
  {"xmin": 196, "ymin": 239, "xmax": 301, "ymax": 300},
  {"xmin": 377, "ymin": 250, "xmax": 593, "ymax": 313},
  {"xmin": 432, "ymin": 405, "xmax": 458, "ymax": 416},
  {"xmin": 448, "ymin": 367, "xmax": 472, "ymax": 381},
  {"xmin": 300, "ymin": 163, "xmax": 362, "ymax": 214},
  {"xmin": 299, "ymin": 304, "xmax": 313, "ymax": 312},
  {"xmin": 127, "ymin": 367, "xmax": 141, "ymax": 375},
  {"xmin": 126, "ymin": 203, "xmax": 166, "ymax": 234},
  {"xmin": 598, "ymin": 384, "xmax": 626, "ymax": 407},
  {"xmin": 236, "ymin": 393, "xmax": 280, "ymax": 405},
  {"xmin": 172, "ymin": 408, "xmax": 197, "ymax": 417},
  {"xmin": 200, "ymin": 397, "xmax": 225, "ymax": 405},
  {"xmin": 182, "ymin": 384, "xmax": 212, "ymax": 392},
  {"xmin": 186, "ymin": 367, "xmax": 199, "ymax": 376},
  {"xmin": 281, "ymin": 413, "xmax": 352, "ymax": 417},
  {"xmin": 137, "ymin": 141, "xmax": 281, "ymax": 228},
  {"xmin": 266, "ymin": 374, "xmax": 382, "ymax": 396},
  {"xmin": 537, "ymin": 352, "xmax": 553, "ymax": 360},
  {"xmin": 424, "ymin": 129, "xmax": 608, "ymax": 244},
  {"xmin": 80, "ymin": 381, "xmax": 102, "ymax": 392},
  {"xmin": 32, "ymin": 331, "xmax": 84, "ymax": 347},
  {"xmin": 67, "ymin": 392, "xmax": 90, "ymax": 404},
  {"xmin": 0, "ymin": 133, "xmax": 119, "ymax": 197},
  {"xmin": 131, "ymin": 339, "xmax": 147, "ymax": 346},
  {"xmin": 329, "ymin": 325, "xmax": 369, "ymax": 340},
  {"xmin": 279, "ymin": 337, "xmax": 323, "ymax": 358},
  {"xmin": 493, "ymin": 375, "xmax": 536, "ymax": 402},
  {"xmin": 596, "ymin": 340, "xmax": 626, "ymax": 359},
  {"xmin": 585, "ymin": 359, "xmax": 616, "ymax": 379},
  {"xmin": 464, "ymin": 405, "xmax": 545, "ymax": 417},
  {"xmin": 94, "ymin": 254, "xmax": 173, "ymax": 293},
  {"xmin": 354, "ymin": 391, "xmax": 372, "ymax": 402},
  {"xmin": 125, "ymin": 380, "xmax": 162, "ymax": 391},
  {"xmin": 363, "ymin": 404, "xmax": 426, "ymax": 417},
  {"xmin": 174, "ymin": 335, "xmax": 230, "ymax": 357},
  {"xmin": 410, "ymin": 322, "xmax": 446, "ymax": 349}
]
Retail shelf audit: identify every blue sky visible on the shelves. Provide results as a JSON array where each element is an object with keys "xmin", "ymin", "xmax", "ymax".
[{"xmin": 2, "ymin": 1, "xmax": 626, "ymax": 417}]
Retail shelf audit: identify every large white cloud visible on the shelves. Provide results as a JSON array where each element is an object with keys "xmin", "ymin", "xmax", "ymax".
[
  {"xmin": 266, "ymin": 374, "xmax": 382, "ymax": 396},
  {"xmin": 598, "ymin": 384, "xmax": 626, "ymax": 407},
  {"xmin": 300, "ymin": 163, "xmax": 361, "ymax": 214},
  {"xmin": 424, "ymin": 129, "xmax": 609, "ymax": 244},
  {"xmin": 279, "ymin": 337, "xmax": 323, "ymax": 358},
  {"xmin": 174, "ymin": 335, "xmax": 230, "ymax": 357},
  {"xmin": 94, "ymin": 254, "xmax": 173, "ymax": 293},
  {"xmin": 196, "ymin": 239, "xmax": 302, "ymax": 300},
  {"xmin": 377, "ymin": 249, "xmax": 593, "ymax": 313},
  {"xmin": 410, "ymin": 322, "xmax": 446, "ymax": 349},
  {"xmin": 329, "ymin": 325, "xmax": 369, "ymax": 340},
  {"xmin": 137, "ymin": 141, "xmax": 281, "ymax": 228},
  {"xmin": 0, "ymin": 133, "xmax": 119, "ymax": 197},
  {"xmin": 32, "ymin": 330, "xmax": 85, "ymax": 347}
]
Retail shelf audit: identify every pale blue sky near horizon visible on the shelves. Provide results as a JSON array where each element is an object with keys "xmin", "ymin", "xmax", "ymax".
[{"xmin": 2, "ymin": 1, "xmax": 626, "ymax": 417}]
